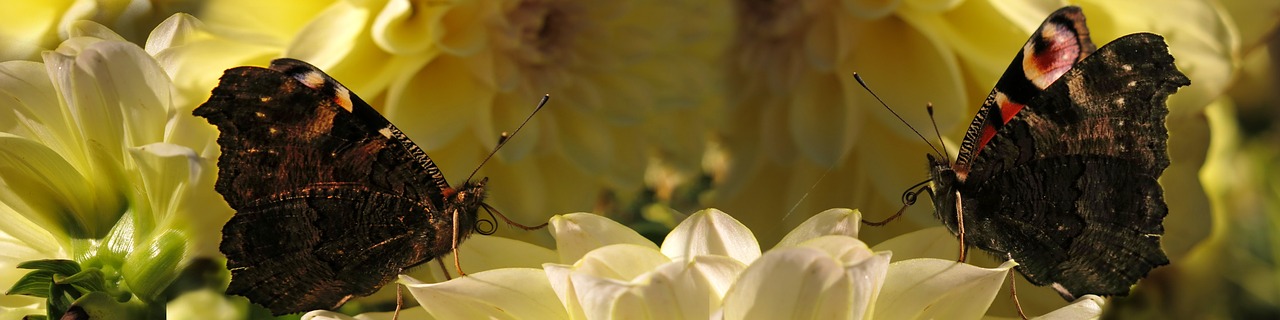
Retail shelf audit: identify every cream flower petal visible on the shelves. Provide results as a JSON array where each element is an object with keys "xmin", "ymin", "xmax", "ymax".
[
  {"xmin": 798, "ymin": 236, "xmax": 892, "ymax": 318},
  {"xmin": 721, "ymin": 241, "xmax": 885, "ymax": 320},
  {"xmin": 303, "ymin": 308, "xmax": 434, "ymax": 320},
  {"xmin": 571, "ymin": 260, "xmax": 719, "ymax": 320},
  {"xmin": 1032, "ymin": 295, "xmax": 1104, "ymax": 320},
  {"xmin": 775, "ymin": 208, "xmax": 862, "ymax": 248},
  {"xmin": 660, "ymin": 209, "xmax": 761, "ymax": 264},
  {"xmin": 550, "ymin": 213, "xmax": 657, "ymax": 263},
  {"xmin": 412, "ymin": 234, "xmax": 557, "ymax": 283},
  {"xmin": 0, "ymin": 133, "xmax": 96, "ymax": 239},
  {"xmin": 687, "ymin": 255, "xmax": 748, "ymax": 299},
  {"xmin": 0, "ymin": 60, "xmax": 66, "ymax": 150},
  {"xmin": 75, "ymin": 41, "xmax": 174, "ymax": 145},
  {"xmin": 574, "ymin": 244, "xmax": 672, "ymax": 280},
  {"xmin": 353, "ymin": 234, "xmax": 556, "ymax": 306},
  {"xmin": 128, "ymin": 143, "xmax": 201, "ymax": 224},
  {"xmin": 401, "ymin": 269, "xmax": 568, "ymax": 319},
  {"xmin": 304, "ymin": 308, "xmax": 433, "ymax": 320},
  {"xmin": 874, "ymin": 258, "xmax": 1014, "ymax": 320}
]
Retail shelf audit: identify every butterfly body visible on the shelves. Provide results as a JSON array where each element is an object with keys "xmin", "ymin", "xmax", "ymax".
[
  {"xmin": 195, "ymin": 58, "xmax": 484, "ymax": 314},
  {"xmin": 927, "ymin": 6, "xmax": 1190, "ymax": 300}
]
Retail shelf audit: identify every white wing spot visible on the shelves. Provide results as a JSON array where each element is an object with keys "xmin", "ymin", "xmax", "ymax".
[{"xmin": 301, "ymin": 71, "xmax": 326, "ymax": 89}]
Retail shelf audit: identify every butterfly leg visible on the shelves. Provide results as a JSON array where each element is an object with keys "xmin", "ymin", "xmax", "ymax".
[
  {"xmin": 1007, "ymin": 258, "xmax": 1029, "ymax": 320},
  {"xmin": 393, "ymin": 284, "xmax": 404, "ymax": 320},
  {"xmin": 955, "ymin": 191, "xmax": 968, "ymax": 263}
]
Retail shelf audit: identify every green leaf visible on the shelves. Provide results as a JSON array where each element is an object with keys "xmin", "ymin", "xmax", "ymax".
[
  {"xmin": 16, "ymin": 259, "xmax": 81, "ymax": 275},
  {"xmin": 6, "ymin": 269, "xmax": 55, "ymax": 297},
  {"xmin": 48, "ymin": 281, "xmax": 69, "ymax": 320},
  {"xmin": 58, "ymin": 268, "xmax": 108, "ymax": 294}
]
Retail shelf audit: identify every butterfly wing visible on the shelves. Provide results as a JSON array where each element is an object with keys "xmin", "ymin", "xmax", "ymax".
[
  {"xmin": 953, "ymin": 6, "xmax": 1096, "ymax": 177},
  {"xmin": 195, "ymin": 59, "xmax": 456, "ymax": 314},
  {"xmin": 960, "ymin": 32, "xmax": 1189, "ymax": 299}
]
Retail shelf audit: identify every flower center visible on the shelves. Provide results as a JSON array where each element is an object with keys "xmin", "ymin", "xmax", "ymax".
[{"xmin": 501, "ymin": 0, "xmax": 581, "ymax": 91}]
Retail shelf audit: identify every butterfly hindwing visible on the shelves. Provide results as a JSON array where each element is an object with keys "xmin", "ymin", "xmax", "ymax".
[
  {"xmin": 963, "ymin": 32, "xmax": 1187, "ymax": 298},
  {"xmin": 195, "ymin": 58, "xmax": 470, "ymax": 315},
  {"xmin": 928, "ymin": 6, "xmax": 1190, "ymax": 301}
]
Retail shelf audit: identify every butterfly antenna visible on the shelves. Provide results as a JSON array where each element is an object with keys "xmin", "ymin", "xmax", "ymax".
[
  {"xmin": 862, "ymin": 178, "xmax": 931, "ymax": 226},
  {"xmin": 853, "ymin": 73, "xmax": 944, "ymax": 157},
  {"xmin": 465, "ymin": 94, "xmax": 550, "ymax": 183},
  {"xmin": 482, "ymin": 203, "xmax": 549, "ymax": 230},
  {"xmin": 926, "ymin": 103, "xmax": 950, "ymax": 163}
]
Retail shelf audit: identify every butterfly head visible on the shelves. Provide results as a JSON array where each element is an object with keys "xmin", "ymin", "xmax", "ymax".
[{"xmin": 445, "ymin": 177, "xmax": 490, "ymax": 210}]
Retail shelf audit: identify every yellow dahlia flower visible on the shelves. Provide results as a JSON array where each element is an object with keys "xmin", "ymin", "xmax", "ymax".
[{"xmin": 0, "ymin": 14, "xmax": 227, "ymax": 318}]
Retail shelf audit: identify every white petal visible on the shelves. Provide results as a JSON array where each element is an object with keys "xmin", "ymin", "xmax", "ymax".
[
  {"xmin": 874, "ymin": 258, "xmax": 1014, "ymax": 320},
  {"xmin": 797, "ymin": 236, "xmax": 892, "ymax": 319},
  {"xmin": 0, "ymin": 133, "xmax": 92, "ymax": 238},
  {"xmin": 721, "ymin": 247, "xmax": 851, "ymax": 320},
  {"xmin": 661, "ymin": 209, "xmax": 761, "ymax": 264},
  {"xmin": 411, "ymin": 234, "xmax": 557, "ymax": 282},
  {"xmin": 687, "ymin": 255, "xmax": 748, "ymax": 299},
  {"xmin": 1032, "ymin": 295, "xmax": 1104, "ymax": 320},
  {"xmin": 574, "ymin": 244, "xmax": 671, "ymax": 281},
  {"xmin": 572, "ymin": 260, "xmax": 719, "ymax": 320},
  {"xmin": 551, "ymin": 213, "xmax": 657, "ymax": 263},
  {"xmin": 301, "ymin": 310, "xmax": 357, "ymax": 320},
  {"xmin": 775, "ymin": 208, "xmax": 862, "ymax": 248},
  {"xmin": 401, "ymin": 269, "xmax": 568, "ymax": 320}
]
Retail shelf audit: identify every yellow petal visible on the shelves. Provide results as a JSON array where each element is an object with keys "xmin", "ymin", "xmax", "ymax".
[{"xmin": 385, "ymin": 55, "xmax": 490, "ymax": 151}]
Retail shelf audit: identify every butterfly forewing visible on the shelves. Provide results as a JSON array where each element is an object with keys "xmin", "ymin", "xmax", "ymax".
[{"xmin": 195, "ymin": 58, "xmax": 476, "ymax": 315}]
